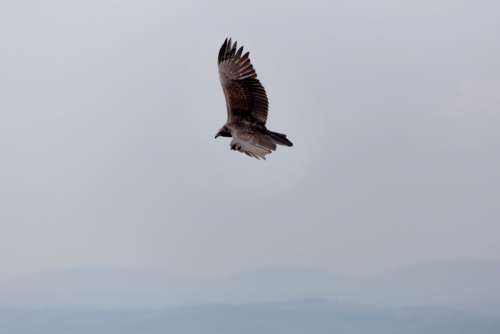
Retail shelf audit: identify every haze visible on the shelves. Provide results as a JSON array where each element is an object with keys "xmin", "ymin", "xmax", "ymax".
[{"xmin": 1, "ymin": 0, "xmax": 499, "ymax": 283}]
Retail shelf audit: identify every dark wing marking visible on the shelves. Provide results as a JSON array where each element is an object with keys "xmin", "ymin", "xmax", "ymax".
[{"xmin": 218, "ymin": 38, "xmax": 269, "ymax": 125}]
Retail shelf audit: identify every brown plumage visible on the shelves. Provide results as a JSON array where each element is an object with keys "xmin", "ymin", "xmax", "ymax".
[{"xmin": 215, "ymin": 38, "xmax": 293, "ymax": 160}]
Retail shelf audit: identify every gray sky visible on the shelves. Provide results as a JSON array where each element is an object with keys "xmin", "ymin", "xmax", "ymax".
[{"xmin": 1, "ymin": 0, "xmax": 499, "ymax": 279}]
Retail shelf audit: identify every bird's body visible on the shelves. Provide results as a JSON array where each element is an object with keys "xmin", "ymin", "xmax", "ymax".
[{"xmin": 215, "ymin": 38, "xmax": 293, "ymax": 159}]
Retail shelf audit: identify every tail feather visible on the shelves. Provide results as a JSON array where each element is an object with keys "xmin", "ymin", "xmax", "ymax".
[{"xmin": 268, "ymin": 131, "xmax": 293, "ymax": 147}]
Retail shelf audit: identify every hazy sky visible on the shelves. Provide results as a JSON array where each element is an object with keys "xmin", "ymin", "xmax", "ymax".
[{"xmin": 1, "ymin": 0, "xmax": 499, "ymax": 279}]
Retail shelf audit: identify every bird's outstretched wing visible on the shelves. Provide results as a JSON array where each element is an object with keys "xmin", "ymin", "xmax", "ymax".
[
  {"xmin": 218, "ymin": 38, "xmax": 268, "ymax": 125},
  {"xmin": 230, "ymin": 130, "xmax": 277, "ymax": 160}
]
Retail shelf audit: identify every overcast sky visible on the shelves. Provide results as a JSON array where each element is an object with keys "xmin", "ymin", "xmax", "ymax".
[{"xmin": 0, "ymin": 0, "xmax": 499, "ymax": 280}]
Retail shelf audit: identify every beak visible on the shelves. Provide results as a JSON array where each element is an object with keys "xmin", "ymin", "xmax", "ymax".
[{"xmin": 214, "ymin": 134, "xmax": 219, "ymax": 139}]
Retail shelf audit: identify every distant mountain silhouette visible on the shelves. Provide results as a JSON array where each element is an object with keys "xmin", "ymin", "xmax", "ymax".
[
  {"xmin": 357, "ymin": 259, "xmax": 500, "ymax": 312},
  {"xmin": 1, "ymin": 260, "xmax": 499, "ymax": 313},
  {"xmin": 1, "ymin": 301, "xmax": 499, "ymax": 334}
]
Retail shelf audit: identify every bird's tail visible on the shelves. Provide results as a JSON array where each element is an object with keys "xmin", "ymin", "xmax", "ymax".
[{"xmin": 268, "ymin": 131, "xmax": 293, "ymax": 147}]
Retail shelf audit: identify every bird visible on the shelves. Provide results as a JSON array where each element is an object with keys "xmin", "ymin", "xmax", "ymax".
[{"xmin": 215, "ymin": 38, "xmax": 293, "ymax": 160}]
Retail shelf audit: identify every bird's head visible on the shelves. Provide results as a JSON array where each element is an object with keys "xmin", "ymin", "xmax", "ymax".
[{"xmin": 215, "ymin": 126, "xmax": 231, "ymax": 139}]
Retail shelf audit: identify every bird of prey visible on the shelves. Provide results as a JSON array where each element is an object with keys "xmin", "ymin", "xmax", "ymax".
[{"xmin": 215, "ymin": 38, "xmax": 293, "ymax": 160}]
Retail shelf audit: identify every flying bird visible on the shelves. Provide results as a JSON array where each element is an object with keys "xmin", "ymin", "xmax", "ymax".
[{"xmin": 215, "ymin": 38, "xmax": 293, "ymax": 160}]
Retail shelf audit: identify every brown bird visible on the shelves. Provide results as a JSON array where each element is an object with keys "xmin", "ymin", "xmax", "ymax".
[{"xmin": 215, "ymin": 38, "xmax": 293, "ymax": 160}]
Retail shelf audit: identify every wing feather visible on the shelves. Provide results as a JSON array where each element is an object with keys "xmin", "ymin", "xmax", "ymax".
[
  {"xmin": 218, "ymin": 38, "xmax": 269, "ymax": 125},
  {"xmin": 230, "ymin": 131, "xmax": 276, "ymax": 160}
]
